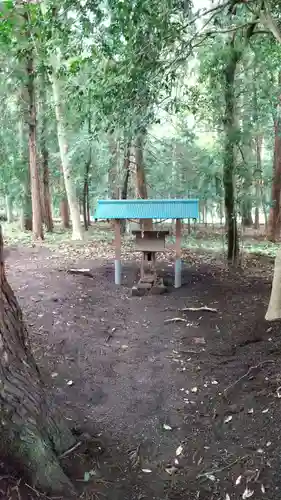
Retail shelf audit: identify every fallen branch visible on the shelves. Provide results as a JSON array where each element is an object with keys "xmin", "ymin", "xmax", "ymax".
[
  {"xmin": 223, "ymin": 360, "xmax": 275, "ymax": 398},
  {"xmin": 180, "ymin": 306, "xmax": 218, "ymax": 313},
  {"xmin": 59, "ymin": 440, "xmax": 82, "ymax": 458},
  {"xmin": 197, "ymin": 455, "xmax": 249, "ymax": 480},
  {"xmin": 164, "ymin": 317, "xmax": 186, "ymax": 324},
  {"xmin": 67, "ymin": 268, "xmax": 94, "ymax": 278}
]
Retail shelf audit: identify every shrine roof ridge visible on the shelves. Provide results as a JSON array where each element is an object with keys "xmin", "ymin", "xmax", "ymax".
[{"xmin": 94, "ymin": 198, "xmax": 199, "ymax": 220}]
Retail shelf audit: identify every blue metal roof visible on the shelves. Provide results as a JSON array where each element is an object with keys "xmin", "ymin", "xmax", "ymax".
[{"xmin": 94, "ymin": 199, "xmax": 199, "ymax": 220}]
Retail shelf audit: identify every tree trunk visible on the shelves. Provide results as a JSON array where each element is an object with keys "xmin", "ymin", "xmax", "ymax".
[
  {"xmin": 266, "ymin": 248, "xmax": 281, "ymax": 320},
  {"xmin": 120, "ymin": 141, "xmax": 131, "ymax": 234},
  {"xmin": 0, "ymin": 225, "xmax": 76, "ymax": 492},
  {"xmin": 5, "ymin": 194, "xmax": 13, "ymax": 223},
  {"xmin": 22, "ymin": 177, "xmax": 32, "ymax": 231},
  {"xmin": 223, "ymin": 42, "xmax": 240, "ymax": 263},
  {"xmin": 60, "ymin": 199, "xmax": 70, "ymax": 229},
  {"xmin": 83, "ymin": 159, "xmax": 90, "ymax": 230},
  {"xmin": 108, "ymin": 135, "xmax": 118, "ymax": 199},
  {"xmin": 268, "ymin": 78, "xmax": 281, "ymax": 241},
  {"xmin": 83, "ymin": 114, "xmax": 92, "ymax": 230},
  {"xmin": 42, "ymin": 145, "xmax": 53, "ymax": 232},
  {"xmin": 241, "ymin": 200, "xmax": 253, "ymax": 227},
  {"xmin": 121, "ymin": 141, "xmax": 131, "ymax": 200},
  {"xmin": 40, "ymin": 80, "xmax": 53, "ymax": 233},
  {"xmin": 26, "ymin": 55, "xmax": 44, "ymax": 241},
  {"xmin": 254, "ymin": 135, "xmax": 263, "ymax": 230},
  {"xmin": 135, "ymin": 133, "xmax": 152, "ymax": 230},
  {"xmin": 50, "ymin": 71, "xmax": 83, "ymax": 240}
]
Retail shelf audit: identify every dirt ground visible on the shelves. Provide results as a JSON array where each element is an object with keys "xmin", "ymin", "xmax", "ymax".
[{"xmin": 2, "ymin": 243, "xmax": 281, "ymax": 500}]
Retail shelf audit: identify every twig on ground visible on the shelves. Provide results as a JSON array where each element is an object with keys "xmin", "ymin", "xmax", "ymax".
[
  {"xmin": 223, "ymin": 360, "xmax": 275, "ymax": 398},
  {"xmin": 25, "ymin": 483, "xmax": 40, "ymax": 497},
  {"xmin": 164, "ymin": 317, "xmax": 186, "ymax": 324},
  {"xmin": 59, "ymin": 440, "xmax": 82, "ymax": 458},
  {"xmin": 105, "ymin": 327, "xmax": 116, "ymax": 343},
  {"xmin": 180, "ymin": 306, "xmax": 218, "ymax": 313},
  {"xmin": 197, "ymin": 455, "xmax": 249, "ymax": 479}
]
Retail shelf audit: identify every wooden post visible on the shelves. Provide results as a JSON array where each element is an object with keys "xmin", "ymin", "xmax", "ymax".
[
  {"xmin": 175, "ymin": 218, "xmax": 182, "ymax": 288},
  {"xmin": 114, "ymin": 219, "xmax": 121, "ymax": 285}
]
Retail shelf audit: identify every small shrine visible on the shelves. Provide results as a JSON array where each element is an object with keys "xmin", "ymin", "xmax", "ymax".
[{"xmin": 94, "ymin": 199, "xmax": 199, "ymax": 294}]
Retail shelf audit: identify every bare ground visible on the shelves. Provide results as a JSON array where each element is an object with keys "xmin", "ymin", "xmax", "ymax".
[{"xmin": 2, "ymin": 243, "xmax": 281, "ymax": 500}]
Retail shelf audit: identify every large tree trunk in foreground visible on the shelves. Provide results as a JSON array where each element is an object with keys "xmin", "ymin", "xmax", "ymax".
[
  {"xmin": 266, "ymin": 248, "xmax": 281, "ymax": 320},
  {"xmin": 26, "ymin": 55, "xmax": 44, "ymax": 241},
  {"xmin": 223, "ymin": 42, "xmax": 240, "ymax": 263},
  {"xmin": 51, "ymin": 71, "xmax": 83, "ymax": 240},
  {"xmin": 0, "ymin": 226, "xmax": 75, "ymax": 492}
]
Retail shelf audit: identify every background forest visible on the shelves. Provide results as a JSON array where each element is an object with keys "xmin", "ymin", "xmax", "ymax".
[{"xmin": 1, "ymin": 0, "xmax": 281, "ymax": 264}]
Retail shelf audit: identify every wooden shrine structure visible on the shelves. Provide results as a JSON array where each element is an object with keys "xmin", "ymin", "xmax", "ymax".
[{"xmin": 94, "ymin": 199, "xmax": 199, "ymax": 293}]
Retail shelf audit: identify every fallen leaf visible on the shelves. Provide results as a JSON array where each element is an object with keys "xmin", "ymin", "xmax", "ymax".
[
  {"xmin": 163, "ymin": 424, "xmax": 172, "ymax": 431},
  {"xmin": 261, "ymin": 484, "xmax": 265, "ymax": 494},
  {"xmin": 51, "ymin": 372, "xmax": 58, "ymax": 378},
  {"xmin": 242, "ymin": 488, "xmax": 254, "ymax": 499},
  {"xmin": 248, "ymin": 408, "xmax": 254, "ymax": 414},
  {"xmin": 206, "ymin": 473, "xmax": 216, "ymax": 482},
  {"xmin": 211, "ymin": 380, "xmax": 218, "ymax": 385},
  {"xmin": 262, "ymin": 408, "xmax": 269, "ymax": 414},
  {"xmin": 165, "ymin": 466, "xmax": 178, "ymax": 475},
  {"xmin": 225, "ymin": 494, "xmax": 230, "ymax": 500},
  {"xmin": 142, "ymin": 469, "xmax": 152, "ymax": 473},
  {"xmin": 191, "ymin": 387, "xmax": 198, "ymax": 393},
  {"xmin": 277, "ymin": 386, "xmax": 281, "ymax": 398},
  {"xmin": 174, "ymin": 458, "xmax": 179, "ymax": 465},
  {"xmin": 224, "ymin": 415, "xmax": 233, "ymax": 423},
  {"xmin": 235, "ymin": 475, "xmax": 242, "ymax": 486},
  {"xmin": 67, "ymin": 380, "xmax": 74, "ymax": 386},
  {"xmin": 192, "ymin": 337, "xmax": 206, "ymax": 345},
  {"xmin": 176, "ymin": 445, "xmax": 183, "ymax": 456}
]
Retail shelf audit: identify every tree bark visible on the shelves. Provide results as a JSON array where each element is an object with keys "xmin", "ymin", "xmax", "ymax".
[
  {"xmin": 50, "ymin": 70, "xmax": 83, "ymax": 240},
  {"xmin": 254, "ymin": 135, "xmax": 263, "ymax": 230},
  {"xmin": 241, "ymin": 200, "xmax": 253, "ymax": 227},
  {"xmin": 83, "ymin": 114, "xmax": 92, "ymax": 230},
  {"xmin": 40, "ymin": 81, "xmax": 53, "ymax": 233},
  {"xmin": 121, "ymin": 141, "xmax": 131, "ymax": 200},
  {"xmin": 108, "ymin": 135, "xmax": 118, "ymax": 199},
  {"xmin": 60, "ymin": 198, "xmax": 70, "ymax": 229},
  {"xmin": 268, "ymin": 75, "xmax": 281, "ymax": 242},
  {"xmin": 223, "ymin": 41, "xmax": 240, "ymax": 263},
  {"xmin": 135, "ymin": 133, "xmax": 152, "ymax": 230},
  {"xmin": 26, "ymin": 55, "xmax": 44, "ymax": 241},
  {"xmin": 266, "ymin": 247, "xmax": 281, "ymax": 320},
  {"xmin": 0, "ymin": 225, "xmax": 75, "ymax": 492},
  {"xmin": 22, "ymin": 177, "xmax": 32, "ymax": 231},
  {"xmin": 120, "ymin": 141, "xmax": 131, "ymax": 234}
]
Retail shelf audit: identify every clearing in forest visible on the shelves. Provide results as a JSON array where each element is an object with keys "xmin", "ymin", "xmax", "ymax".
[{"xmin": 2, "ymin": 239, "xmax": 281, "ymax": 500}]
